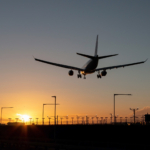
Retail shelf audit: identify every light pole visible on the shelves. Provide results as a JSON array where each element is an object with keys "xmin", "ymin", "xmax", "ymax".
[
  {"xmin": 114, "ymin": 94, "xmax": 131, "ymax": 123},
  {"xmin": 60, "ymin": 117, "xmax": 63, "ymax": 125},
  {"xmin": 136, "ymin": 117, "xmax": 138, "ymax": 123},
  {"xmin": 141, "ymin": 115, "xmax": 144, "ymax": 124},
  {"xmin": 125, "ymin": 117, "xmax": 128, "ymax": 123},
  {"xmin": 66, "ymin": 115, "xmax": 68, "ymax": 125},
  {"xmin": 96, "ymin": 115, "xmax": 99, "ymax": 124},
  {"xmin": 47, "ymin": 116, "xmax": 51, "ymax": 125},
  {"xmin": 120, "ymin": 117, "xmax": 122, "ymax": 123},
  {"xmin": 71, "ymin": 117, "xmax": 74, "ymax": 125},
  {"xmin": 91, "ymin": 117, "xmax": 94, "ymax": 124},
  {"xmin": 57, "ymin": 115, "xmax": 58, "ymax": 125},
  {"xmin": 29, "ymin": 118, "xmax": 32, "ymax": 125},
  {"xmin": 115, "ymin": 115, "xmax": 119, "ymax": 123},
  {"xmin": 86, "ymin": 115, "xmax": 88, "ymax": 124},
  {"xmin": 52, "ymin": 96, "xmax": 56, "ymax": 125},
  {"xmin": 36, "ymin": 118, "xmax": 39, "ymax": 125},
  {"xmin": 130, "ymin": 117, "xmax": 133, "ymax": 123},
  {"xmin": 76, "ymin": 115, "xmax": 80, "ymax": 124},
  {"xmin": 110, "ymin": 113, "xmax": 113, "ymax": 124},
  {"xmin": 42, "ymin": 118, "xmax": 45, "ymax": 125},
  {"xmin": 105, "ymin": 117, "xmax": 108, "ymax": 124},
  {"xmin": 130, "ymin": 108, "xmax": 139, "ymax": 124},
  {"xmin": 101, "ymin": 117, "xmax": 103, "ymax": 124},
  {"xmin": 52, "ymin": 95, "xmax": 56, "ymax": 143},
  {"xmin": 82, "ymin": 117, "xmax": 84, "ymax": 124},
  {"xmin": 1, "ymin": 107, "xmax": 13, "ymax": 124}
]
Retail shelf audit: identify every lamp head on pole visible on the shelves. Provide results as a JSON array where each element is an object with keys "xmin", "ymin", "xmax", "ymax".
[
  {"xmin": 52, "ymin": 96, "xmax": 56, "ymax": 98},
  {"xmin": 114, "ymin": 94, "xmax": 132, "ymax": 96},
  {"xmin": 2, "ymin": 107, "xmax": 13, "ymax": 109}
]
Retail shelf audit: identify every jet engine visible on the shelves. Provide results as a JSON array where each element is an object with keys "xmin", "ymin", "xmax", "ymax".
[
  {"xmin": 68, "ymin": 70, "xmax": 74, "ymax": 76},
  {"xmin": 101, "ymin": 70, "xmax": 107, "ymax": 76}
]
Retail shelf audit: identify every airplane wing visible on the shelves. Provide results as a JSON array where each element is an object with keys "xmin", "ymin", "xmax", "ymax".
[
  {"xmin": 95, "ymin": 59, "xmax": 148, "ymax": 71},
  {"xmin": 34, "ymin": 58, "xmax": 85, "ymax": 71}
]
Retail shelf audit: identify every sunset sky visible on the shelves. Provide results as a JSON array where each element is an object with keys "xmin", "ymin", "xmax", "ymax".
[{"xmin": 0, "ymin": 0, "xmax": 150, "ymax": 124}]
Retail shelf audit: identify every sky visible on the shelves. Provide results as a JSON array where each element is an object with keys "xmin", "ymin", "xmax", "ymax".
[{"xmin": 0, "ymin": 0, "xmax": 150, "ymax": 124}]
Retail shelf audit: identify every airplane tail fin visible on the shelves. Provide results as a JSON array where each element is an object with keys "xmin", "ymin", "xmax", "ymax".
[
  {"xmin": 76, "ymin": 35, "xmax": 99, "ymax": 59},
  {"xmin": 77, "ymin": 35, "xmax": 118, "ymax": 60},
  {"xmin": 94, "ymin": 35, "xmax": 98, "ymax": 56}
]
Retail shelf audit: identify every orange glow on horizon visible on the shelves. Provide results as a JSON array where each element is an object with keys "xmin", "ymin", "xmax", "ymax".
[{"xmin": 16, "ymin": 114, "xmax": 31, "ymax": 122}]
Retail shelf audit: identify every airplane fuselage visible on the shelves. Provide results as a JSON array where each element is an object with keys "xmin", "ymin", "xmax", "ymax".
[{"xmin": 81, "ymin": 56, "xmax": 99, "ymax": 75}]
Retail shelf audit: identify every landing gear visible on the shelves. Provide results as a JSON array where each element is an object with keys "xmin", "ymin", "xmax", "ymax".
[
  {"xmin": 97, "ymin": 74, "xmax": 101, "ymax": 78},
  {"xmin": 77, "ymin": 70, "xmax": 82, "ymax": 79},
  {"xmin": 77, "ymin": 70, "xmax": 86, "ymax": 79},
  {"xmin": 77, "ymin": 74, "xmax": 82, "ymax": 78}
]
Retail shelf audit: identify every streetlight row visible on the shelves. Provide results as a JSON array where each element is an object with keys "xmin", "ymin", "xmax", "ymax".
[
  {"xmin": 1, "ymin": 94, "xmax": 139, "ymax": 125},
  {"xmin": 7, "ymin": 116, "xmax": 143, "ymax": 125}
]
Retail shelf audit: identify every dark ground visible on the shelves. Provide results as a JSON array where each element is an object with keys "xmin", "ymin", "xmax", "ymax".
[{"xmin": 0, "ymin": 124, "xmax": 149, "ymax": 150}]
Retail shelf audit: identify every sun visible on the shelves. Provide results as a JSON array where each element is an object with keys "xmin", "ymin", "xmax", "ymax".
[
  {"xmin": 17, "ymin": 114, "xmax": 31, "ymax": 122},
  {"xmin": 21, "ymin": 115, "xmax": 30, "ymax": 122}
]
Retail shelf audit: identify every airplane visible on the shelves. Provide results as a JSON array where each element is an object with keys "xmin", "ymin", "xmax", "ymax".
[{"xmin": 34, "ymin": 35, "xmax": 147, "ymax": 79}]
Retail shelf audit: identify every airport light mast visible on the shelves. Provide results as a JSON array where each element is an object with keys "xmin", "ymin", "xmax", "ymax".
[
  {"xmin": 36, "ymin": 118, "xmax": 39, "ymax": 125},
  {"xmin": 125, "ymin": 117, "xmax": 128, "ymax": 123},
  {"xmin": 110, "ymin": 113, "xmax": 113, "ymax": 124},
  {"xmin": 114, "ymin": 94, "xmax": 131, "ymax": 123},
  {"xmin": 96, "ymin": 115, "xmax": 99, "ymax": 124},
  {"xmin": 71, "ymin": 117, "xmax": 74, "ymax": 125},
  {"xmin": 47, "ymin": 116, "xmax": 51, "ymax": 125},
  {"xmin": 42, "ymin": 101, "xmax": 59, "ymax": 125},
  {"xmin": 130, "ymin": 108, "xmax": 139, "ymax": 124},
  {"xmin": 52, "ymin": 96, "xmax": 56, "ymax": 125}
]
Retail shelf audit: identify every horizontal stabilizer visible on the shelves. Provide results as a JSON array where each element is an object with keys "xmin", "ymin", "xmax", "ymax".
[
  {"xmin": 76, "ymin": 53, "xmax": 94, "ymax": 59},
  {"xmin": 98, "ymin": 54, "xmax": 118, "ymax": 59}
]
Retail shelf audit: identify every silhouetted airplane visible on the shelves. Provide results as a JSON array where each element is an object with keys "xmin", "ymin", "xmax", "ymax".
[{"xmin": 34, "ymin": 35, "xmax": 147, "ymax": 79}]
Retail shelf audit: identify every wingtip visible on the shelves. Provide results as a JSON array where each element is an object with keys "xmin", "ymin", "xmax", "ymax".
[
  {"xmin": 144, "ymin": 58, "xmax": 148, "ymax": 62},
  {"xmin": 32, "ymin": 55, "xmax": 36, "ymax": 60},
  {"xmin": 112, "ymin": 54, "xmax": 118, "ymax": 56}
]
